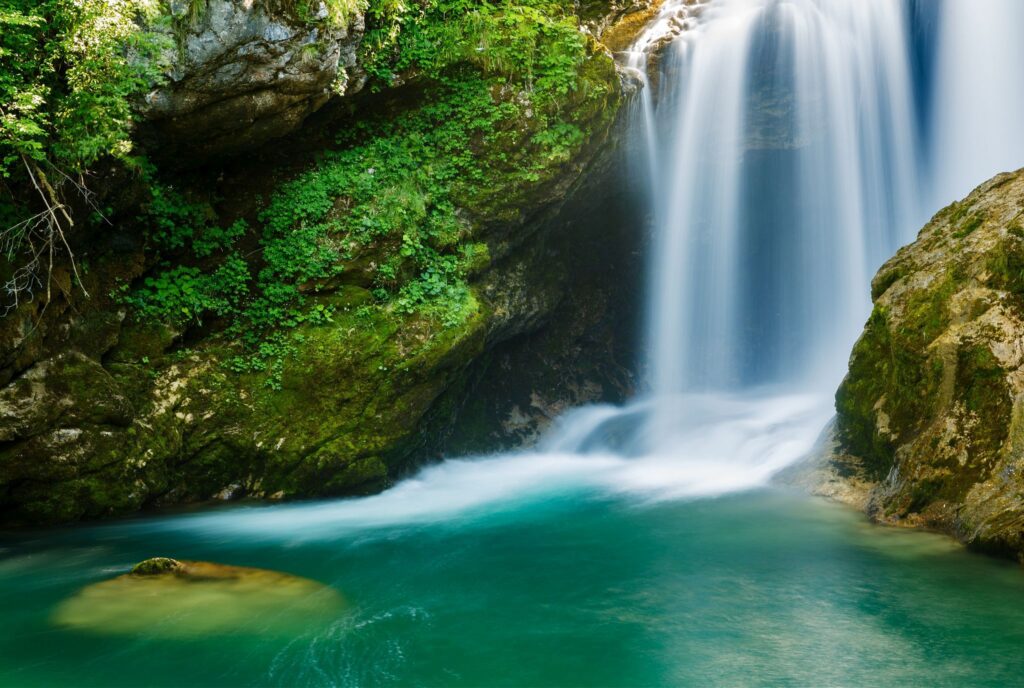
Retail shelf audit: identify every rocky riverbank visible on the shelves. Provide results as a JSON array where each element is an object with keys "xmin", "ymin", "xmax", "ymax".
[
  {"xmin": 806, "ymin": 168, "xmax": 1024, "ymax": 561},
  {"xmin": 0, "ymin": 0, "xmax": 657, "ymax": 524}
]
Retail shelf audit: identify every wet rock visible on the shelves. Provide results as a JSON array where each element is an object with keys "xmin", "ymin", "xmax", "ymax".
[
  {"xmin": 0, "ymin": 2, "xmax": 637, "ymax": 526},
  {"xmin": 827, "ymin": 168, "xmax": 1024, "ymax": 560},
  {"xmin": 130, "ymin": 557, "xmax": 186, "ymax": 575},
  {"xmin": 54, "ymin": 559, "xmax": 345, "ymax": 637}
]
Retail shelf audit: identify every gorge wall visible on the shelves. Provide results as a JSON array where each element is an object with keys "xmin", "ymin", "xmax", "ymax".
[{"xmin": 0, "ymin": 0, "xmax": 654, "ymax": 524}]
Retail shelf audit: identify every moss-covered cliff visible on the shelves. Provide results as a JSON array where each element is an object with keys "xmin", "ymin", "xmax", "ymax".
[
  {"xmin": 824, "ymin": 168, "xmax": 1024, "ymax": 560},
  {"xmin": 0, "ymin": 0, "xmax": 655, "ymax": 524}
]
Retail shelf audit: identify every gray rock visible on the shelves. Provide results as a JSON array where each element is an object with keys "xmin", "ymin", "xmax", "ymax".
[{"xmin": 140, "ymin": 0, "xmax": 366, "ymax": 159}]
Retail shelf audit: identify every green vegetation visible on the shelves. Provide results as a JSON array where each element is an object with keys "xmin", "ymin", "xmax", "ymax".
[
  {"xmin": 126, "ymin": 0, "xmax": 611, "ymax": 387},
  {"xmin": 0, "ymin": 0, "xmax": 615, "ymax": 388},
  {"xmin": 0, "ymin": 0, "xmax": 170, "ymax": 309},
  {"xmin": 360, "ymin": 0, "xmax": 587, "ymax": 102},
  {"xmin": 952, "ymin": 212, "xmax": 985, "ymax": 239},
  {"xmin": 0, "ymin": 0, "xmax": 168, "ymax": 177},
  {"xmin": 169, "ymin": 0, "xmax": 362, "ymax": 41}
]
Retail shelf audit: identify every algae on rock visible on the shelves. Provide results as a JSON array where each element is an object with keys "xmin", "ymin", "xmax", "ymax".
[
  {"xmin": 0, "ymin": 1, "xmax": 648, "ymax": 525},
  {"xmin": 827, "ymin": 168, "xmax": 1024, "ymax": 560}
]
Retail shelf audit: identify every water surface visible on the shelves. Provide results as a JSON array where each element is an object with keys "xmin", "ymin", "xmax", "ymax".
[{"xmin": 3, "ymin": 488, "xmax": 1023, "ymax": 687}]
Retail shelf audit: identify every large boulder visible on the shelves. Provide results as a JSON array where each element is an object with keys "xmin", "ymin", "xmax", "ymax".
[
  {"xmin": 827, "ymin": 168, "xmax": 1024, "ymax": 559},
  {"xmin": 139, "ymin": 0, "xmax": 366, "ymax": 159}
]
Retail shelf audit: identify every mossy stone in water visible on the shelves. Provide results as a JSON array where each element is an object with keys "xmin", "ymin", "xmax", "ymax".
[
  {"xmin": 832, "ymin": 169, "xmax": 1024, "ymax": 558},
  {"xmin": 130, "ymin": 557, "xmax": 186, "ymax": 576},
  {"xmin": 53, "ymin": 560, "xmax": 345, "ymax": 638}
]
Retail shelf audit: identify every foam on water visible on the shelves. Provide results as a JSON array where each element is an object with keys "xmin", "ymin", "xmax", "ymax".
[
  {"xmin": 153, "ymin": 0, "xmax": 1024, "ymax": 541},
  {"xmin": 145, "ymin": 391, "xmax": 830, "ymax": 540}
]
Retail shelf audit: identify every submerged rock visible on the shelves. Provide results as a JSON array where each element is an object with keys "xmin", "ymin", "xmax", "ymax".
[
  {"xmin": 130, "ymin": 557, "xmax": 187, "ymax": 575},
  {"xmin": 53, "ymin": 559, "xmax": 345, "ymax": 637},
  {"xmin": 825, "ymin": 168, "xmax": 1024, "ymax": 560}
]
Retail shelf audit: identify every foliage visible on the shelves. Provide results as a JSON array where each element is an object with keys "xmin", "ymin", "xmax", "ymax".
[
  {"xmin": 144, "ymin": 182, "xmax": 247, "ymax": 257},
  {"xmin": 125, "ymin": 254, "xmax": 250, "ymax": 325},
  {"xmin": 0, "ymin": 0, "xmax": 171, "ymax": 311},
  {"xmin": 126, "ymin": 0, "xmax": 603, "ymax": 386},
  {"xmin": 0, "ymin": 0, "xmax": 169, "ymax": 177},
  {"xmin": 361, "ymin": 0, "xmax": 586, "ymax": 110}
]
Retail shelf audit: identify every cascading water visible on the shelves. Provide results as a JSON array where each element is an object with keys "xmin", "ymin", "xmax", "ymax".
[
  {"xmin": 929, "ymin": 0, "xmax": 1024, "ymax": 208},
  {"xmin": 140, "ymin": 0, "xmax": 1024, "ymax": 535},
  {"xmin": 645, "ymin": 0, "xmax": 920, "ymax": 396},
  {"xmin": 9, "ymin": 7, "xmax": 1024, "ymax": 685},
  {"xmin": 9, "ymin": 6, "xmax": 1024, "ymax": 685}
]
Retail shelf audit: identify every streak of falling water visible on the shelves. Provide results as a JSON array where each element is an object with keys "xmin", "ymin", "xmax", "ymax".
[
  {"xmin": 929, "ymin": 0, "xmax": 1024, "ymax": 208},
  {"xmin": 641, "ymin": 0, "xmax": 920, "ymax": 401}
]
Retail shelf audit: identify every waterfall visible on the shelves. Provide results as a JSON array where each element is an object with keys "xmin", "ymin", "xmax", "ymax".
[
  {"xmin": 642, "ymin": 0, "xmax": 920, "ymax": 397},
  {"xmin": 160, "ymin": 1, "xmax": 1024, "ymax": 537},
  {"xmin": 929, "ymin": 0, "xmax": 1024, "ymax": 208}
]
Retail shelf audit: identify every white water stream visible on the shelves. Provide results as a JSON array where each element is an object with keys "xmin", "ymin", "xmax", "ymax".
[
  {"xmin": 163, "ymin": 0, "xmax": 1024, "ymax": 538},
  {"xmin": 929, "ymin": 0, "xmax": 1024, "ymax": 208}
]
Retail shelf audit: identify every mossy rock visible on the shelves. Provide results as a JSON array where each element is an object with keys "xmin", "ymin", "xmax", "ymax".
[
  {"xmin": 0, "ymin": 0, "xmax": 631, "ymax": 526},
  {"xmin": 832, "ymin": 168, "xmax": 1024, "ymax": 559},
  {"xmin": 54, "ymin": 559, "xmax": 345, "ymax": 637},
  {"xmin": 131, "ymin": 557, "xmax": 186, "ymax": 576}
]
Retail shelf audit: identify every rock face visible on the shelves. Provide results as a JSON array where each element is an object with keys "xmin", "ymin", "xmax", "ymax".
[
  {"xmin": 0, "ymin": 7, "xmax": 648, "ymax": 524},
  {"xmin": 829, "ymin": 168, "xmax": 1024, "ymax": 559},
  {"xmin": 140, "ymin": 0, "xmax": 365, "ymax": 159},
  {"xmin": 137, "ymin": 0, "xmax": 664, "ymax": 161}
]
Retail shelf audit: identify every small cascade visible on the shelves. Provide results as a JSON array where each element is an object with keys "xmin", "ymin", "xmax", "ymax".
[{"xmin": 619, "ymin": 1, "xmax": 708, "ymax": 189}]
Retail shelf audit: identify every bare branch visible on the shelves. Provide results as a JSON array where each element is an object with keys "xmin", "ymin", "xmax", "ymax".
[{"xmin": 0, "ymin": 154, "xmax": 93, "ymax": 316}]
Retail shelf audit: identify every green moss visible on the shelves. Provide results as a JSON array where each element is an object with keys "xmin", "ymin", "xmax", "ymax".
[
  {"xmin": 958, "ymin": 342, "xmax": 1010, "ymax": 443},
  {"xmin": 897, "ymin": 271, "xmax": 957, "ymax": 348},
  {"xmin": 952, "ymin": 212, "xmax": 985, "ymax": 239},
  {"xmin": 985, "ymin": 238, "xmax": 1024, "ymax": 293},
  {"xmin": 836, "ymin": 308, "xmax": 894, "ymax": 477},
  {"xmin": 871, "ymin": 264, "xmax": 907, "ymax": 300},
  {"xmin": 107, "ymin": 322, "xmax": 179, "ymax": 363},
  {"xmin": 131, "ymin": 557, "xmax": 185, "ymax": 576},
  {"xmin": 836, "ymin": 291, "xmax": 950, "ymax": 481}
]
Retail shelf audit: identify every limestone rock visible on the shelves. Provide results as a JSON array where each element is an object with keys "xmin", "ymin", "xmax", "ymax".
[
  {"xmin": 829, "ymin": 168, "xmax": 1024, "ymax": 559},
  {"xmin": 140, "ymin": 0, "xmax": 366, "ymax": 159}
]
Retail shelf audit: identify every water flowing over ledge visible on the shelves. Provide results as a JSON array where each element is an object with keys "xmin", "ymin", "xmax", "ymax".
[
  {"xmin": 5, "ymin": 3, "xmax": 1024, "ymax": 685},
  {"xmin": 137, "ymin": 0, "xmax": 1024, "ymax": 539}
]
